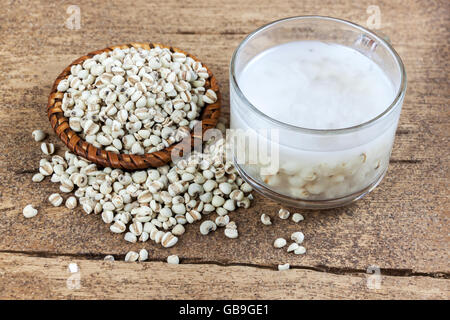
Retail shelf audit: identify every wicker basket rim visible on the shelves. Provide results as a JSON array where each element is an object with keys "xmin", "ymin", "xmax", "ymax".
[{"xmin": 47, "ymin": 42, "xmax": 221, "ymax": 171}]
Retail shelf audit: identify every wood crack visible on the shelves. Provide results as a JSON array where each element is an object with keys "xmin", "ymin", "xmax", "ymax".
[
  {"xmin": 173, "ymin": 31, "xmax": 246, "ymax": 35},
  {"xmin": 390, "ymin": 159, "xmax": 423, "ymax": 164},
  {"xmin": 1, "ymin": 249, "xmax": 448, "ymax": 279},
  {"xmin": 13, "ymin": 169, "xmax": 36, "ymax": 174},
  {"xmin": 0, "ymin": 206, "xmax": 15, "ymax": 212},
  {"xmin": 396, "ymin": 129, "xmax": 414, "ymax": 135}
]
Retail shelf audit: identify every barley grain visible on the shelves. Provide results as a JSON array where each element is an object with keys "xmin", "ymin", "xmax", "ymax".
[
  {"xmin": 260, "ymin": 213, "xmax": 272, "ymax": 225},
  {"xmin": 291, "ymin": 232, "xmax": 304, "ymax": 244},
  {"xmin": 294, "ymin": 246, "xmax": 306, "ymax": 255},
  {"xmin": 32, "ymin": 130, "xmax": 46, "ymax": 142},
  {"xmin": 138, "ymin": 248, "xmax": 149, "ymax": 261},
  {"xmin": 32, "ymin": 173, "xmax": 45, "ymax": 182},
  {"xmin": 23, "ymin": 205, "xmax": 38, "ymax": 218},
  {"xmin": 167, "ymin": 254, "xmax": 179, "ymax": 264},
  {"xmin": 124, "ymin": 251, "xmax": 139, "ymax": 262},
  {"xmin": 48, "ymin": 193, "xmax": 63, "ymax": 207},
  {"xmin": 292, "ymin": 213, "xmax": 304, "ymax": 223},
  {"xmin": 199, "ymin": 220, "xmax": 217, "ymax": 235},
  {"xmin": 278, "ymin": 208, "xmax": 290, "ymax": 220},
  {"xmin": 274, "ymin": 238, "xmax": 287, "ymax": 248},
  {"xmin": 287, "ymin": 243, "xmax": 299, "ymax": 252},
  {"xmin": 278, "ymin": 263, "xmax": 290, "ymax": 271},
  {"xmin": 65, "ymin": 196, "xmax": 77, "ymax": 209}
]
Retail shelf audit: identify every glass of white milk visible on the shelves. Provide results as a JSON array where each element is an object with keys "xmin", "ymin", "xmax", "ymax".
[{"xmin": 229, "ymin": 16, "xmax": 406, "ymax": 208}]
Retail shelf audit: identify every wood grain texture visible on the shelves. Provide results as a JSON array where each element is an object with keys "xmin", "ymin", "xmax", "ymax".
[
  {"xmin": 0, "ymin": 0, "xmax": 448, "ymax": 299},
  {"xmin": 0, "ymin": 253, "xmax": 448, "ymax": 300}
]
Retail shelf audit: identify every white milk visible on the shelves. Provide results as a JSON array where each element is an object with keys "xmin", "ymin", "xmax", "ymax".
[
  {"xmin": 238, "ymin": 41, "xmax": 395, "ymax": 129},
  {"xmin": 230, "ymin": 41, "xmax": 401, "ymax": 201}
]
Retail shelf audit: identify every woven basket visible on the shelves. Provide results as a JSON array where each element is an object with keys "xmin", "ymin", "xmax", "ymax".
[{"xmin": 47, "ymin": 43, "xmax": 221, "ymax": 170}]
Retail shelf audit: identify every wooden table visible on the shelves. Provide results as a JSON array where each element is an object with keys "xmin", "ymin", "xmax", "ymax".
[{"xmin": 0, "ymin": 0, "xmax": 448, "ymax": 299}]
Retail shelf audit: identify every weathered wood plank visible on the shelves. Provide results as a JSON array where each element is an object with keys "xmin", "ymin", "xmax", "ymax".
[
  {"xmin": 0, "ymin": 157, "xmax": 448, "ymax": 273},
  {"xmin": 0, "ymin": 0, "xmax": 448, "ymax": 298},
  {"xmin": 0, "ymin": 253, "xmax": 447, "ymax": 300}
]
